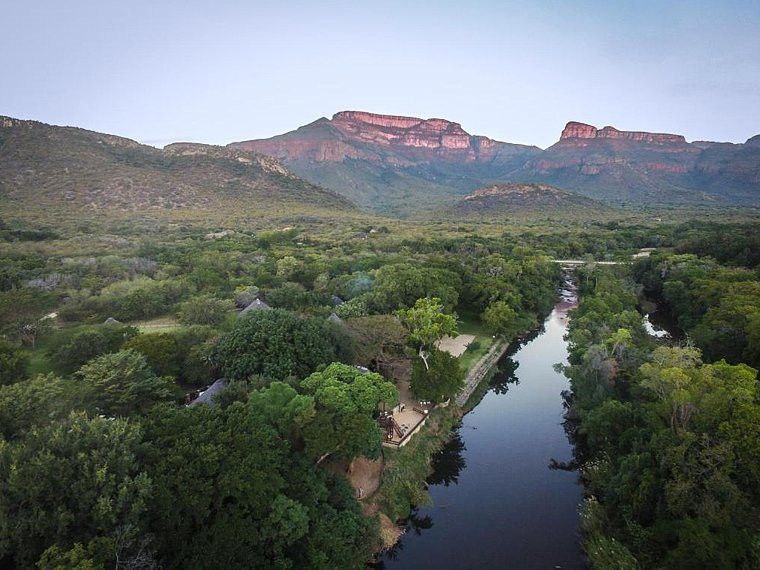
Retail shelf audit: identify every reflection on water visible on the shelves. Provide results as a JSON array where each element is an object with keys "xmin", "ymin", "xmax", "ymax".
[
  {"xmin": 489, "ymin": 356, "xmax": 519, "ymax": 395},
  {"xmin": 379, "ymin": 299, "xmax": 586, "ymax": 569},
  {"xmin": 428, "ymin": 432, "xmax": 467, "ymax": 487}
]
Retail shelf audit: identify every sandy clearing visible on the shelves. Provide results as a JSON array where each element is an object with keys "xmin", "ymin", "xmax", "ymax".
[{"xmin": 435, "ymin": 334, "xmax": 476, "ymax": 358}]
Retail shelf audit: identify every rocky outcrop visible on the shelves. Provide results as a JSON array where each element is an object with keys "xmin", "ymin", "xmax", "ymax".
[
  {"xmin": 164, "ymin": 142, "xmax": 292, "ymax": 175},
  {"xmin": 332, "ymin": 111, "xmax": 479, "ymax": 151},
  {"xmin": 559, "ymin": 121, "xmax": 686, "ymax": 144},
  {"xmin": 230, "ymin": 111, "xmax": 514, "ymax": 163},
  {"xmin": 447, "ymin": 183, "xmax": 610, "ymax": 218}
]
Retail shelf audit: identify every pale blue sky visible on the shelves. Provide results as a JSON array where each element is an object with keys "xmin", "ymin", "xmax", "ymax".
[{"xmin": 2, "ymin": 0, "xmax": 758, "ymax": 148}]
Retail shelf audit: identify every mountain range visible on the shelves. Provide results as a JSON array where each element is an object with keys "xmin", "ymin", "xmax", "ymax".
[
  {"xmin": 231, "ymin": 111, "xmax": 760, "ymax": 215},
  {"xmin": 1, "ymin": 112, "xmax": 758, "ymax": 224}
]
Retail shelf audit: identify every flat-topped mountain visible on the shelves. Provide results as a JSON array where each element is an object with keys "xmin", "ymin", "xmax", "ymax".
[
  {"xmin": 230, "ymin": 112, "xmax": 760, "ymax": 213},
  {"xmin": 0, "ymin": 116, "xmax": 354, "ymax": 221},
  {"xmin": 231, "ymin": 110, "xmax": 536, "ymax": 163},
  {"xmin": 441, "ymin": 183, "xmax": 613, "ymax": 218},
  {"xmin": 515, "ymin": 121, "xmax": 759, "ymax": 203},
  {"xmin": 229, "ymin": 111, "xmax": 542, "ymax": 215},
  {"xmin": 559, "ymin": 121, "xmax": 687, "ymax": 144}
]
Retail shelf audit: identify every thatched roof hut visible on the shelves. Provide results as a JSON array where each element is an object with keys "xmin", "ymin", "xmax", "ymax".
[
  {"xmin": 241, "ymin": 298, "xmax": 271, "ymax": 314},
  {"xmin": 188, "ymin": 378, "xmax": 227, "ymax": 407}
]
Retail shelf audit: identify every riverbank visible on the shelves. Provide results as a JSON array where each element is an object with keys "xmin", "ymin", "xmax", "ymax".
[
  {"xmin": 370, "ymin": 316, "xmax": 569, "ymax": 553},
  {"xmin": 367, "ymin": 331, "xmax": 524, "ymax": 551},
  {"xmin": 380, "ymin": 297, "xmax": 585, "ymax": 568}
]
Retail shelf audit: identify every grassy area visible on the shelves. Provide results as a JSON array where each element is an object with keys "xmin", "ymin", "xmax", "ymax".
[
  {"xmin": 456, "ymin": 312, "xmax": 496, "ymax": 372},
  {"xmin": 130, "ymin": 316, "xmax": 182, "ymax": 333}
]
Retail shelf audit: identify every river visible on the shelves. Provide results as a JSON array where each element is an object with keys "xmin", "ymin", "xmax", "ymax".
[{"xmin": 380, "ymin": 294, "xmax": 586, "ymax": 569}]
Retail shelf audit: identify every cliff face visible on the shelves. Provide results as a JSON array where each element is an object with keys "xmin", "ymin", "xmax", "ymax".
[
  {"xmin": 228, "ymin": 112, "xmax": 760, "ymax": 213},
  {"xmin": 231, "ymin": 111, "xmax": 519, "ymax": 164},
  {"xmin": 229, "ymin": 111, "xmax": 541, "ymax": 215},
  {"xmin": 560, "ymin": 121, "xmax": 686, "ymax": 144}
]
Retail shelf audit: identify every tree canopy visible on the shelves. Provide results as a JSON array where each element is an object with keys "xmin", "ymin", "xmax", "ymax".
[{"xmin": 216, "ymin": 309, "xmax": 335, "ymax": 383}]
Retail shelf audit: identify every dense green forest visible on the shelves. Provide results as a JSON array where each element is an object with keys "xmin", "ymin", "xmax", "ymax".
[
  {"xmin": 563, "ymin": 262, "xmax": 759, "ymax": 568},
  {"xmin": 0, "ymin": 215, "xmax": 758, "ymax": 568}
]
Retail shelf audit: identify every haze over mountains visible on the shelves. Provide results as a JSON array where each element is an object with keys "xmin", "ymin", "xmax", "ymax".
[{"xmin": 231, "ymin": 111, "xmax": 760, "ymax": 215}]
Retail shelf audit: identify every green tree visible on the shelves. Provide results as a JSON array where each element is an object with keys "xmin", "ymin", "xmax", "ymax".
[
  {"xmin": 142, "ymin": 401, "xmax": 376, "ymax": 568},
  {"xmin": 397, "ymin": 297, "xmax": 457, "ymax": 370},
  {"xmin": 300, "ymin": 363, "xmax": 398, "ymax": 462},
  {"xmin": 216, "ymin": 309, "xmax": 334, "ymax": 382},
  {"xmin": 481, "ymin": 300, "xmax": 518, "ymax": 336},
  {"xmin": 176, "ymin": 294, "xmax": 233, "ymax": 326},
  {"xmin": 0, "ymin": 339, "xmax": 28, "ymax": 386},
  {"xmin": 0, "ymin": 412, "xmax": 152, "ymax": 568},
  {"xmin": 411, "ymin": 348, "xmax": 465, "ymax": 403},
  {"xmin": 123, "ymin": 332, "xmax": 182, "ymax": 378},
  {"xmin": 0, "ymin": 373, "xmax": 70, "ymax": 439},
  {"xmin": 48, "ymin": 324, "xmax": 138, "ymax": 375},
  {"xmin": 373, "ymin": 264, "xmax": 460, "ymax": 312},
  {"xmin": 75, "ymin": 350, "xmax": 176, "ymax": 417}
]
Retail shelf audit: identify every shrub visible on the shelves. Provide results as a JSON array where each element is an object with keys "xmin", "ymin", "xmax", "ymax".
[{"xmin": 177, "ymin": 294, "xmax": 233, "ymax": 326}]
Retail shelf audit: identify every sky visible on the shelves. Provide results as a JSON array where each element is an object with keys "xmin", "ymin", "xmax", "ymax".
[{"xmin": 2, "ymin": 0, "xmax": 759, "ymax": 148}]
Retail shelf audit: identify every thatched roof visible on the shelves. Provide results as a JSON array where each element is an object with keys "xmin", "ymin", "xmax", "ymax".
[
  {"xmin": 189, "ymin": 378, "xmax": 227, "ymax": 406},
  {"xmin": 241, "ymin": 298, "xmax": 271, "ymax": 314},
  {"xmin": 327, "ymin": 312, "xmax": 344, "ymax": 326}
]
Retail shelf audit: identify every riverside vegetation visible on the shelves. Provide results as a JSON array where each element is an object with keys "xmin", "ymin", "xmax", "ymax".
[
  {"xmin": 1, "ymin": 116, "xmax": 760, "ymax": 568},
  {"xmin": 1, "ymin": 211, "xmax": 759, "ymax": 568},
  {"xmin": 562, "ymin": 256, "xmax": 759, "ymax": 568}
]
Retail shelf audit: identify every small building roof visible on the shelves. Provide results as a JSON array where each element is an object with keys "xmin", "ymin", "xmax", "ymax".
[
  {"xmin": 241, "ymin": 298, "xmax": 271, "ymax": 314},
  {"xmin": 327, "ymin": 312, "xmax": 344, "ymax": 326},
  {"xmin": 189, "ymin": 378, "xmax": 227, "ymax": 407}
]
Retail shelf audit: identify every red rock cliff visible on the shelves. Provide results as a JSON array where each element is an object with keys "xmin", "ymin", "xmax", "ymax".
[
  {"xmin": 331, "ymin": 111, "xmax": 492, "ymax": 153},
  {"xmin": 231, "ymin": 110, "xmax": 510, "ymax": 163},
  {"xmin": 560, "ymin": 121, "xmax": 686, "ymax": 144}
]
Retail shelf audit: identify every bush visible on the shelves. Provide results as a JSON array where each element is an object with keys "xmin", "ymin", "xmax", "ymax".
[
  {"xmin": 47, "ymin": 324, "xmax": 138, "ymax": 375},
  {"xmin": 123, "ymin": 327, "xmax": 217, "ymax": 384},
  {"xmin": 0, "ymin": 340, "xmax": 28, "ymax": 386},
  {"xmin": 123, "ymin": 332, "xmax": 182, "ymax": 377},
  {"xmin": 75, "ymin": 349, "xmax": 177, "ymax": 416},
  {"xmin": 177, "ymin": 294, "xmax": 233, "ymax": 326}
]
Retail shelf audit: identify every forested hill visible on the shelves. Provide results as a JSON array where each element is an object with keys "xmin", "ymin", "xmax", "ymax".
[{"xmin": 0, "ymin": 116, "xmax": 355, "ymax": 222}]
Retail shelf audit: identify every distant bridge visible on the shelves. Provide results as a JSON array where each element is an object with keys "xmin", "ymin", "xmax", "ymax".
[
  {"xmin": 551, "ymin": 259, "xmax": 623, "ymax": 267},
  {"xmin": 551, "ymin": 249, "xmax": 655, "ymax": 268}
]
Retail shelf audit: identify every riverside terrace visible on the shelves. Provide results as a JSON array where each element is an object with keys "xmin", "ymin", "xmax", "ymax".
[{"xmin": 378, "ymin": 333, "xmax": 476, "ymax": 447}]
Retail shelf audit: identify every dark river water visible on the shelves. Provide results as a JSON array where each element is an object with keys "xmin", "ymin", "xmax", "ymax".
[{"xmin": 380, "ymin": 301, "xmax": 586, "ymax": 569}]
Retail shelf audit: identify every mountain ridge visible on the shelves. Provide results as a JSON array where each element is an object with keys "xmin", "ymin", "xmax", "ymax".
[
  {"xmin": 0, "ymin": 115, "xmax": 355, "ymax": 221},
  {"xmin": 229, "ymin": 111, "xmax": 760, "ymax": 213}
]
